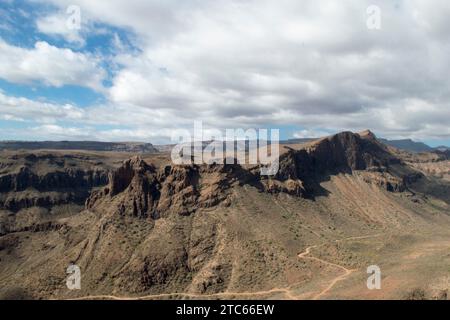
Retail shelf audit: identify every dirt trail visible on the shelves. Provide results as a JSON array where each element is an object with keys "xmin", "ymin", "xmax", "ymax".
[
  {"xmin": 68, "ymin": 234, "xmax": 380, "ymax": 301},
  {"xmin": 297, "ymin": 234, "xmax": 381, "ymax": 300},
  {"xmin": 69, "ymin": 287, "xmax": 295, "ymax": 300},
  {"xmin": 297, "ymin": 244, "xmax": 355, "ymax": 299}
]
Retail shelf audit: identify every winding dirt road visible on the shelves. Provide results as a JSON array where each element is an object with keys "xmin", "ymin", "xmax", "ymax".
[
  {"xmin": 69, "ymin": 234, "xmax": 380, "ymax": 301},
  {"xmin": 298, "ymin": 234, "xmax": 380, "ymax": 299},
  {"xmin": 297, "ymin": 244, "xmax": 355, "ymax": 300}
]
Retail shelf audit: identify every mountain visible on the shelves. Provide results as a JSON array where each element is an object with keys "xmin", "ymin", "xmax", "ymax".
[
  {"xmin": 0, "ymin": 141, "xmax": 159, "ymax": 153},
  {"xmin": 378, "ymin": 138, "xmax": 433, "ymax": 153},
  {"xmin": 434, "ymin": 149, "xmax": 450, "ymax": 160},
  {"xmin": 0, "ymin": 130, "xmax": 449, "ymax": 300},
  {"xmin": 435, "ymin": 146, "xmax": 450, "ymax": 152}
]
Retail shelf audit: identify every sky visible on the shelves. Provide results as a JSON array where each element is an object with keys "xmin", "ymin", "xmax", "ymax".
[{"xmin": 0, "ymin": 0, "xmax": 449, "ymax": 146}]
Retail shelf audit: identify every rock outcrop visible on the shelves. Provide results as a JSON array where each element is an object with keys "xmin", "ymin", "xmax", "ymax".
[{"xmin": 86, "ymin": 157, "xmax": 257, "ymax": 218}]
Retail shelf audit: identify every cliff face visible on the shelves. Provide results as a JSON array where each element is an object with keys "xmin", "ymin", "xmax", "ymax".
[
  {"xmin": 277, "ymin": 131, "xmax": 400, "ymax": 179},
  {"xmin": 272, "ymin": 131, "xmax": 415, "ymax": 195},
  {"xmin": 0, "ymin": 166, "xmax": 107, "ymax": 193},
  {"xmin": 87, "ymin": 157, "xmax": 160, "ymax": 218},
  {"xmin": 0, "ymin": 153, "xmax": 109, "ymax": 212},
  {"xmin": 86, "ymin": 157, "xmax": 257, "ymax": 219},
  {"xmin": 306, "ymin": 131, "xmax": 399, "ymax": 171}
]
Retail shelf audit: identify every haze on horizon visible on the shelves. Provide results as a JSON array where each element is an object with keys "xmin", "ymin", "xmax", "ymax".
[{"xmin": 0, "ymin": 0, "xmax": 449, "ymax": 147}]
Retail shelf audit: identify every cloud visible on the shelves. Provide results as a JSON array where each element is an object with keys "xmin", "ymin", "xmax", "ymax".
[
  {"xmin": 2, "ymin": 0, "xmax": 450, "ymax": 143},
  {"xmin": 26, "ymin": 124, "xmax": 183, "ymax": 143},
  {"xmin": 36, "ymin": 12, "xmax": 85, "ymax": 45},
  {"xmin": 293, "ymin": 129, "xmax": 333, "ymax": 139},
  {"xmin": 99, "ymin": 0, "xmax": 450, "ymax": 141},
  {"xmin": 0, "ymin": 39, "xmax": 106, "ymax": 91},
  {"xmin": 29, "ymin": 124, "xmax": 92, "ymax": 140},
  {"xmin": 0, "ymin": 91, "xmax": 85, "ymax": 123},
  {"xmin": 0, "ymin": 91, "xmax": 199, "ymax": 143}
]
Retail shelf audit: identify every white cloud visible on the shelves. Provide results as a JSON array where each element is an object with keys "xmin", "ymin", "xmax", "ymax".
[
  {"xmin": 26, "ymin": 124, "xmax": 182, "ymax": 143},
  {"xmin": 0, "ymin": 91, "xmax": 85, "ymax": 123},
  {"xmin": 293, "ymin": 129, "xmax": 332, "ymax": 139},
  {"xmin": 36, "ymin": 13, "xmax": 85, "ymax": 45},
  {"xmin": 0, "ymin": 91, "xmax": 196, "ymax": 143},
  {"xmin": 3, "ymin": 0, "xmax": 450, "ymax": 143},
  {"xmin": 30, "ymin": 124, "xmax": 92, "ymax": 139},
  {"xmin": 98, "ymin": 0, "xmax": 450, "ymax": 142},
  {"xmin": 0, "ymin": 39, "xmax": 105, "ymax": 91}
]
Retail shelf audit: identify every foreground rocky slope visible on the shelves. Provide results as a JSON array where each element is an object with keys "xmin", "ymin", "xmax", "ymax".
[{"xmin": 0, "ymin": 131, "xmax": 448, "ymax": 299}]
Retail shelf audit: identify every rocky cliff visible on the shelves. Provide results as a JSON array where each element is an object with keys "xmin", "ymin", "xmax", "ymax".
[
  {"xmin": 86, "ymin": 156, "xmax": 257, "ymax": 219},
  {"xmin": 0, "ymin": 153, "xmax": 109, "ymax": 212},
  {"xmin": 266, "ymin": 130, "xmax": 420, "ymax": 196}
]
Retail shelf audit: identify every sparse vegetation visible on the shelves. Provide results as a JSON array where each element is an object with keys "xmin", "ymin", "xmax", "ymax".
[
  {"xmin": 0, "ymin": 287, "xmax": 33, "ymax": 300},
  {"xmin": 405, "ymin": 288, "xmax": 427, "ymax": 300}
]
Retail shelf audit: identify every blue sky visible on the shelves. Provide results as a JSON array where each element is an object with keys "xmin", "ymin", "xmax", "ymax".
[{"xmin": 0, "ymin": 0, "xmax": 449, "ymax": 146}]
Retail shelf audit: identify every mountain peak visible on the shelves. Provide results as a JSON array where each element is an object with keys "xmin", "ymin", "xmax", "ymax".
[{"xmin": 358, "ymin": 129, "xmax": 377, "ymax": 140}]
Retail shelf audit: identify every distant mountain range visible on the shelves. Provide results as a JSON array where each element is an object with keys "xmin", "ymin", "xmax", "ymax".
[
  {"xmin": 378, "ymin": 139, "xmax": 433, "ymax": 153},
  {"xmin": 0, "ymin": 141, "xmax": 159, "ymax": 153}
]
